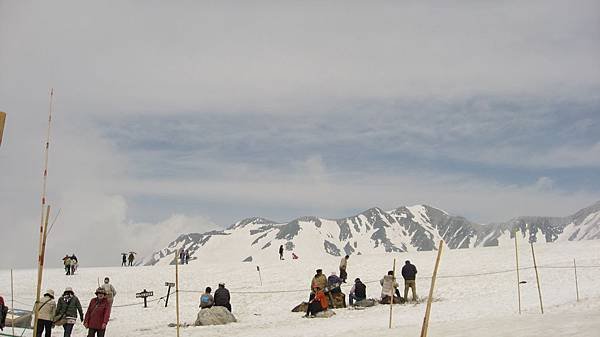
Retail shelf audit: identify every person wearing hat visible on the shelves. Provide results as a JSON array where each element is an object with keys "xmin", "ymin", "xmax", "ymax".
[
  {"xmin": 54, "ymin": 287, "xmax": 84, "ymax": 337},
  {"xmin": 349, "ymin": 278, "xmax": 367, "ymax": 305},
  {"xmin": 100, "ymin": 277, "xmax": 117, "ymax": 307},
  {"xmin": 84, "ymin": 287, "xmax": 111, "ymax": 337},
  {"xmin": 213, "ymin": 283, "xmax": 231, "ymax": 312},
  {"xmin": 310, "ymin": 269, "xmax": 327, "ymax": 293},
  {"xmin": 33, "ymin": 289, "xmax": 56, "ymax": 337}
]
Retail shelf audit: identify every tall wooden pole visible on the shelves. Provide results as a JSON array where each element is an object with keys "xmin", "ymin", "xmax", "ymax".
[
  {"xmin": 175, "ymin": 249, "xmax": 180, "ymax": 337},
  {"xmin": 33, "ymin": 90, "xmax": 54, "ymax": 337},
  {"xmin": 420, "ymin": 240, "xmax": 444, "ymax": 337},
  {"xmin": 10, "ymin": 269, "xmax": 15, "ymax": 336},
  {"xmin": 530, "ymin": 243, "xmax": 544, "ymax": 314},
  {"xmin": 0, "ymin": 111, "xmax": 6, "ymax": 147},
  {"xmin": 573, "ymin": 258, "xmax": 580, "ymax": 302},
  {"xmin": 33, "ymin": 205, "xmax": 51, "ymax": 337},
  {"xmin": 388, "ymin": 258, "xmax": 396, "ymax": 329},
  {"xmin": 514, "ymin": 233, "xmax": 522, "ymax": 314}
]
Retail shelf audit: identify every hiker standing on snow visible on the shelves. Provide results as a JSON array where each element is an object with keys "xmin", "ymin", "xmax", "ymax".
[
  {"xmin": 199, "ymin": 287, "xmax": 214, "ymax": 309},
  {"xmin": 349, "ymin": 278, "xmax": 367, "ymax": 305},
  {"xmin": 214, "ymin": 283, "xmax": 231, "ymax": 312},
  {"xmin": 310, "ymin": 269, "xmax": 327, "ymax": 293},
  {"xmin": 70, "ymin": 254, "xmax": 78, "ymax": 275},
  {"xmin": 128, "ymin": 252, "xmax": 135, "ymax": 266},
  {"xmin": 121, "ymin": 253, "xmax": 127, "ymax": 267},
  {"xmin": 402, "ymin": 260, "xmax": 418, "ymax": 302},
  {"xmin": 101, "ymin": 277, "xmax": 117, "ymax": 307},
  {"xmin": 63, "ymin": 255, "xmax": 71, "ymax": 275},
  {"xmin": 33, "ymin": 289, "xmax": 56, "ymax": 337},
  {"xmin": 54, "ymin": 287, "xmax": 84, "ymax": 337},
  {"xmin": 339, "ymin": 255, "xmax": 349, "ymax": 283},
  {"xmin": 380, "ymin": 270, "xmax": 400, "ymax": 304},
  {"xmin": 279, "ymin": 245, "xmax": 284, "ymax": 260},
  {"xmin": 184, "ymin": 250, "xmax": 190, "ymax": 264},
  {"xmin": 84, "ymin": 287, "xmax": 111, "ymax": 337}
]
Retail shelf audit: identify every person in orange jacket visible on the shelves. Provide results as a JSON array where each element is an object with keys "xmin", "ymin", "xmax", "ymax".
[{"xmin": 304, "ymin": 287, "xmax": 328, "ymax": 317}]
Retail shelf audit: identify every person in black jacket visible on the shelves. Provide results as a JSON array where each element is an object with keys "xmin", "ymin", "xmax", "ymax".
[
  {"xmin": 279, "ymin": 245, "xmax": 284, "ymax": 260},
  {"xmin": 349, "ymin": 278, "xmax": 366, "ymax": 305},
  {"xmin": 401, "ymin": 260, "xmax": 418, "ymax": 302},
  {"xmin": 213, "ymin": 283, "xmax": 231, "ymax": 312}
]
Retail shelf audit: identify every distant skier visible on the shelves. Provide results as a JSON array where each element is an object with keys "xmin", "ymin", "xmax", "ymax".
[
  {"xmin": 339, "ymin": 255, "xmax": 349, "ymax": 283},
  {"xmin": 401, "ymin": 260, "xmax": 418, "ymax": 302},
  {"xmin": 121, "ymin": 253, "xmax": 127, "ymax": 267},
  {"xmin": 349, "ymin": 278, "xmax": 367, "ymax": 305},
  {"xmin": 214, "ymin": 283, "xmax": 231, "ymax": 312},
  {"xmin": 101, "ymin": 277, "xmax": 117, "ymax": 307},
  {"xmin": 128, "ymin": 252, "xmax": 135, "ymax": 266},
  {"xmin": 199, "ymin": 287, "xmax": 214, "ymax": 309},
  {"xmin": 84, "ymin": 288, "xmax": 111, "ymax": 337},
  {"xmin": 279, "ymin": 245, "xmax": 284, "ymax": 260}
]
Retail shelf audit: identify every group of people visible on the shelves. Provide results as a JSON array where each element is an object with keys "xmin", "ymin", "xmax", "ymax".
[
  {"xmin": 305, "ymin": 256, "xmax": 419, "ymax": 317},
  {"xmin": 121, "ymin": 252, "xmax": 136, "ymax": 267},
  {"xmin": 62, "ymin": 254, "xmax": 78, "ymax": 276},
  {"xmin": 278, "ymin": 245, "xmax": 299, "ymax": 260},
  {"xmin": 199, "ymin": 283, "xmax": 232, "ymax": 312},
  {"xmin": 179, "ymin": 250, "xmax": 191, "ymax": 264},
  {"xmin": 31, "ymin": 276, "xmax": 116, "ymax": 337}
]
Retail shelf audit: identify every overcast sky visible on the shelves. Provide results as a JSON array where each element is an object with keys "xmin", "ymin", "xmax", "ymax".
[{"xmin": 1, "ymin": 0, "xmax": 599, "ymax": 268}]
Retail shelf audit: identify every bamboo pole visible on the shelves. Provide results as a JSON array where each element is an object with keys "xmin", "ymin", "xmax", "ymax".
[
  {"xmin": 33, "ymin": 90, "xmax": 54, "ymax": 337},
  {"xmin": 10, "ymin": 269, "xmax": 15, "ymax": 336},
  {"xmin": 514, "ymin": 233, "xmax": 522, "ymax": 314},
  {"xmin": 530, "ymin": 243, "xmax": 544, "ymax": 314},
  {"xmin": 33, "ymin": 205, "xmax": 51, "ymax": 337},
  {"xmin": 388, "ymin": 258, "xmax": 396, "ymax": 329},
  {"xmin": 175, "ymin": 249, "xmax": 180, "ymax": 337},
  {"xmin": 420, "ymin": 240, "xmax": 444, "ymax": 337},
  {"xmin": 574, "ymin": 259, "xmax": 580, "ymax": 302}
]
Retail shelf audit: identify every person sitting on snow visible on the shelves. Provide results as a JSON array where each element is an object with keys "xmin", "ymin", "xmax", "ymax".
[
  {"xmin": 214, "ymin": 283, "xmax": 231, "ymax": 312},
  {"xmin": 349, "ymin": 278, "xmax": 367, "ymax": 305},
  {"xmin": 310, "ymin": 269, "xmax": 327, "ymax": 293},
  {"xmin": 327, "ymin": 272, "xmax": 342, "ymax": 294},
  {"xmin": 304, "ymin": 287, "xmax": 328, "ymax": 317},
  {"xmin": 380, "ymin": 270, "xmax": 400, "ymax": 304}
]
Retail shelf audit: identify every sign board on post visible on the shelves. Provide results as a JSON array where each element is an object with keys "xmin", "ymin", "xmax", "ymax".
[
  {"xmin": 136, "ymin": 289, "xmax": 154, "ymax": 308},
  {"xmin": 164, "ymin": 282, "xmax": 175, "ymax": 307}
]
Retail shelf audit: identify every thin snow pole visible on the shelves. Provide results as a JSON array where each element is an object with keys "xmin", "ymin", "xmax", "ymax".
[
  {"xmin": 11, "ymin": 269, "xmax": 15, "ymax": 336},
  {"xmin": 175, "ymin": 249, "xmax": 181, "ymax": 337},
  {"xmin": 257, "ymin": 266, "xmax": 263, "ymax": 286},
  {"xmin": 0, "ymin": 111, "xmax": 6, "ymax": 147},
  {"xmin": 388, "ymin": 258, "xmax": 396, "ymax": 329},
  {"xmin": 574, "ymin": 258, "xmax": 580, "ymax": 302},
  {"xmin": 515, "ymin": 233, "xmax": 522, "ymax": 314},
  {"xmin": 33, "ymin": 89, "xmax": 54, "ymax": 337},
  {"xmin": 530, "ymin": 243, "xmax": 544, "ymax": 314},
  {"xmin": 420, "ymin": 240, "xmax": 444, "ymax": 337},
  {"xmin": 33, "ymin": 205, "xmax": 51, "ymax": 337}
]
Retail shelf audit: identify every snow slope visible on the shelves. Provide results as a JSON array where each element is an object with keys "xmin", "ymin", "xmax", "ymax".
[{"xmin": 1, "ymin": 240, "xmax": 599, "ymax": 337}]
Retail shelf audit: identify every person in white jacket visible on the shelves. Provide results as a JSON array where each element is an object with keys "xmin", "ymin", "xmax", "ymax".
[
  {"xmin": 380, "ymin": 271, "xmax": 399, "ymax": 304},
  {"xmin": 101, "ymin": 277, "xmax": 117, "ymax": 307},
  {"xmin": 34, "ymin": 289, "xmax": 56, "ymax": 337}
]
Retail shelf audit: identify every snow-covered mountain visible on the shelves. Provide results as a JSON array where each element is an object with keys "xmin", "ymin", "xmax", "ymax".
[{"xmin": 141, "ymin": 201, "xmax": 600, "ymax": 266}]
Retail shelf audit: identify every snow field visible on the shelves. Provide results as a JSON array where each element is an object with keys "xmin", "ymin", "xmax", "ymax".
[{"xmin": 1, "ymin": 240, "xmax": 599, "ymax": 336}]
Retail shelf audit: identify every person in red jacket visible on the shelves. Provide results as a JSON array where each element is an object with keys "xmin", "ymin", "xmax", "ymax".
[
  {"xmin": 84, "ymin": 287, "xmax": 111, "ymax": 337},
  {"xmin": 304, "ymin": 287, "xmax": 329, "ymax": 317}
]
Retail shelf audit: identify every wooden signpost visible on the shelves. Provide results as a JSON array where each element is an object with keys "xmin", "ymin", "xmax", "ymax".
[
  {"xmin": 136, "ymin": 289, "xmax": 154, "ymax": 308},
  {"xmin": 164, "ymin": 282, "xmax": 175, "ymax": 307}
]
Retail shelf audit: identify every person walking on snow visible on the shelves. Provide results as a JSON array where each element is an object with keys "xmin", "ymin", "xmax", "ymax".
[
  {"xmin": 100, "ymin": 277, "xmax": 117, "ymax": 307},
  {"xmin": 279, "ymin": 245, "xmax": 284, "ymax": 260},
  {"xmin": 54, "ymin": 287, "xmax": 84, "ymax": 337},
  {"xmin": 62, "ymin": 255, "xmax": 71, "ymax": 275},
  {"xmin": 184, "ymin": 250, "xmax": 190, "ymax": 264},
  {"xmin": 214, "ymin": 283, "xmax": 231, "ymax": 312},
  {"xmin": 401, "ymin": 260, "xmax": 418, "ymax": 302},
  {"xmin": 339, "ymin": 255, "xmax": 349, "ymax": 283},
  {"xmin": 127, "ymin": 252, "xmax": 135, "ymax": 266},
  {"xmin": 199, "ymin": 287, "xmax": 214, "ymax": 309},
  {"xmin": 121, "ymin": 253, "xmax": 127, "ymax": 267},
  {"xmin": 33, "ymin": 289, "xmax": 56, "ymax": 337},
  {"xmin": 70, "ymin": 254, "xmax": 78, "ymax": 275},
  {"xmin": 84, "ymin": 287, "xmax": 111, "ymax": 337}
]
